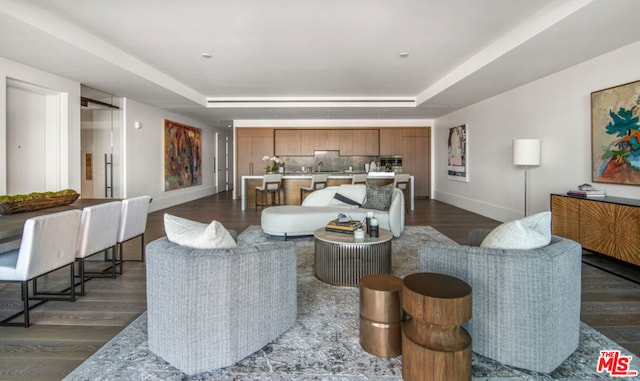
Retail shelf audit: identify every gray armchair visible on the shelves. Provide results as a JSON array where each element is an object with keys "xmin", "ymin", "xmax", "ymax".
[
  {"xmin": 146, "ymin": 236, "xmax": 297, "ymax": 375},
  {"xmin": 418, "ymin": 229, "xmax": 582, "ymax": 373}
]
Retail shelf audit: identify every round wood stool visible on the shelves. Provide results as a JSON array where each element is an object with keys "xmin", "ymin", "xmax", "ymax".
[
  {"xmin": 401, "ymin": 272, "xmax": 472, "ymax": 381},
  {"xmin": 359, "ymin": 274, "xmax": 403, "ymax": 357}
]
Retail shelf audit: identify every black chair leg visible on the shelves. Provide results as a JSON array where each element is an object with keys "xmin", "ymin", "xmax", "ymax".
[
  {"xmin": 140, "ymin": 234, "xmax": 145, "ymax": 263},
  {"xmin": 70, "ymin": 262, "xmax": 76, "ymax": 302},
  {"xmin": 118, "ymin": 243, "xmax": 124, "ymax": 275},
  {"xmin": 22, "ymin": 281, "xmax": 30, "ymax": 328},
  {"xmin": 78, "ymin": 258, "xmax": 85, "ymax": 296}
]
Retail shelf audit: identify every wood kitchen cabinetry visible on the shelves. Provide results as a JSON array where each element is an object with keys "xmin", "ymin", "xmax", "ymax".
[
  {"xmin": 237, "ymin": 126, "xmax": 431, "ymax": 198},
  {"xmin": 550, "ymin": 194, "xmax": 640, "ymax": 266},
  {"xmin": 235, "ymin": 128, "xmax": 274, "ymax": 197},
  {"xmin": 274, "ymin": 129, "xmax": 315, "ymax": 156},
  {"xmin": 379, "ymin": 127, "xmax": 431, "ymax": 198},
  {"xmin": 275, "ymin": 128, "xmax": 378, "ymax": 156},
  {"xmin": 380, "ymin": 128, "xmax": 403, "ymax": 156}
]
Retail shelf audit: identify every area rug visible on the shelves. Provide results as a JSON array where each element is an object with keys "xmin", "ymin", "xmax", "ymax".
[{"xmin": 64, "ymin": 226, "xmax": 639, "ymax": 380}]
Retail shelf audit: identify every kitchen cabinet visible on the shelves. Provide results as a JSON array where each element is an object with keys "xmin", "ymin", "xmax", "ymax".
[
  {"xmin": 338, "ymin": 130, "xmax": 353, "ymax": 155},
  {"xmin": 337, "ymin": 129, "xmax": 379, "ymax": 156},
  {"xmin": 551, "ymin": 194, "xmax": 640, "ymax": 266},
  {"xmin": 276, "ymin": 128, "xmax": 378, "ymax": 156},
  {"xmin": 235, "ymin": 128, "xmax": 274, "ymax": 198},
  {"xmin": 402, "ymin": 128, "xmax": 430, "ymax": 198},
  {"xmin": 354, "ymin": 129, "xmax": 380, "ymax": 156},
  {"xmin": 380, "ymin": 128, "xmax": 403, "ymax": 155},
  {"xmin": 274, "ymin": 129, "xmax": 314, "ymax": 156}
]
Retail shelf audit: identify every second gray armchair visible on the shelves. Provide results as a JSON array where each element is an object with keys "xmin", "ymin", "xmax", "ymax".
[{"xmin": 418, "ymin": 229, "xmax": 582, "ymax": 373}]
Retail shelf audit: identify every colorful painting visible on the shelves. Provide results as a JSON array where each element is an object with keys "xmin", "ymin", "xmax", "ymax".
[
  {"xmin": 448, "ymin": 124, "xmax": 468, "ymax": 181},
  {"xmin": 591, "ymin": 80, "xmax": 640, "ymax": 185},
  {"xmin": 164, "ymin": 119, "xmax": 202, "ymax": 190}
]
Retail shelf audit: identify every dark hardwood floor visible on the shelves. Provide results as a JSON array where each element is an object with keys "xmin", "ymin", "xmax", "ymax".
[{"xmin": 0, "ymin": 191, "xmax": 639, "ymax": 380}]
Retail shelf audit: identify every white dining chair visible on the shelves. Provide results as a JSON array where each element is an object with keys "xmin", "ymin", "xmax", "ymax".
[
  {"xmin": 75, "ymin": 201, "xmax": 122, "ymax": 296},
  {"xmin": 0, "ymin": 210, "xmax": 82, "ymax": 327},
  {"xmin": 116, "ymin": 195, "xmax": 151, "ymax": 274}
]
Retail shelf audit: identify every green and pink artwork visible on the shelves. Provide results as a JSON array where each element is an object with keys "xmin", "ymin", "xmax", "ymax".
[
  {"xmin": 447, "ymin": 124, "xmax": 468, "ymax": 181},
  {"xmin": 591, "ymin": 80, "xmax": 640, "ymax": 186},
  {"xmin": 164, "ymin": 119, "xmax": 202, "ymax": 190}
]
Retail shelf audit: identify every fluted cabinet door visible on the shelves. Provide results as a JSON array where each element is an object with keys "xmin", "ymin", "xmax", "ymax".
[
  {"xmin": 579, "ymin": 200, "xmax": 640, "ymax": 266},
  {"xmin": 550, "ymin": 195, "xmax": 580, "ymax": 242}
]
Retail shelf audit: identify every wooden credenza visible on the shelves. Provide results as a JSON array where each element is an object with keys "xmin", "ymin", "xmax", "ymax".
[{"xmin": 550, "ymin": 194, "xmax": 640, "ymax": 266}]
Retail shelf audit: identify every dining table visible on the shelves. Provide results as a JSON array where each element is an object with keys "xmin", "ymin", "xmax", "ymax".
[{"xmin": 0, "ymin": 198, "xmax": 121, "ymax": 244}]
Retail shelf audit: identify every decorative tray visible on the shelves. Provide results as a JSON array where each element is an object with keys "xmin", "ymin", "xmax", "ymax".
[{"xmin": 0, "ymin": 191, "xmax": 79, "ymax": 215}]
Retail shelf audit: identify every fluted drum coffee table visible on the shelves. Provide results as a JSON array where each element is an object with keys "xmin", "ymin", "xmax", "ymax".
[{"xmin": 313, "ymin": 227, "xmax": 393, "ymax": 287}]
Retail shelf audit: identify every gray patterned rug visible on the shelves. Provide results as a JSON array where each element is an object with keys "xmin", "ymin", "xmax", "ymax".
[{"xmin": 64, "ymin": 226, "xmax": 639, "ymax": 380}]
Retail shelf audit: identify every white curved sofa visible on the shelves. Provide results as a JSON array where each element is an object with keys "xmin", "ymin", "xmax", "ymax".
[{"xmin": 261, "ymin": 185, "xmax": 405, "ymax": 237}]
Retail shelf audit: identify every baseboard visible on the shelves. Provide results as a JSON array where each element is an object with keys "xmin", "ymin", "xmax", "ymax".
[
  {"xmin": 433, "ymin": 190, "xmax": 520, "ymax": 222},
  {"xmin": 147, "ymin": 186, "xmax": 217, "ymax": 212}
]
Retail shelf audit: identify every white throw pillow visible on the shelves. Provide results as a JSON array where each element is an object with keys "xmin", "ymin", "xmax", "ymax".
[
  {"xmin": 164, "ymin": 213, "xmax": 237, "ymax": 249},
  {"xmin": 480, "ymin": 211, "xmax": 551, "ymax": 250},
  {"xmin": 329, "ymin": 184, "xmax": 366, "ymax": 209}
]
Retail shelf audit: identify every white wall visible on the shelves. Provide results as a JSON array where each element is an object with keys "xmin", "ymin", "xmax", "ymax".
[
  {"xmin": 0, "ymin": 56, "xmax": 81, "ymax": 195},
  {"xmin": 1, "ymin": 57, "xmax": 230, "ymax": 212},
  {"xmin": 434, "ymin": 40, "xmax": 640, "ymax": 222},
  {"xmin": 123, "ymin": 98, "xmax": 233, "ymax": 212}
]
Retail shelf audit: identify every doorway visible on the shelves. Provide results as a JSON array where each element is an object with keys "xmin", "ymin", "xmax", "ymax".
[
  {"xmin": 216, "ymin": 133, "xmax": 230, "ymax": 192},
  {"xmin": 80, "ymin": 86, "xmax": 123, "ymax": 199},
  {"xmin": 6, "ymin": 79, "xmax": 63, "ymax": 194}
]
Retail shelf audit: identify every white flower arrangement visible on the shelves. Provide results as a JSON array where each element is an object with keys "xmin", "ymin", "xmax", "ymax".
[{"xmin": 262, "ymin": 156, "xmax": 282, "ymax": 172}]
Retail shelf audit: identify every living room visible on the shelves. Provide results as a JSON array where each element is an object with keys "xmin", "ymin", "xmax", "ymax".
[{"xmin": 1, "ymin": 1, "xmax": 640, "ymax": 379}]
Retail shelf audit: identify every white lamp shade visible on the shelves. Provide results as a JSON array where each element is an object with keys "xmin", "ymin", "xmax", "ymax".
[{"xmin": 513, "ymin": 139, "xmax": 541, "ymax": 166}]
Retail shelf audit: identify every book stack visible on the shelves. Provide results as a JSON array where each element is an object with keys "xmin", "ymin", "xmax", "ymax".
[
  {"xmin": 567, "ymin": 189, "xmax": 606, "ymax": 198},
  {"xmin": 325, "ymin": 219, "xmax": 364, "ymax": 234}
]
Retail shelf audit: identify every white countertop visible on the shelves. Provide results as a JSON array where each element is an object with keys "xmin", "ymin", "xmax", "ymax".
[{"xmin": 242, "ymin": 172, "xmax": 396, "ymax": 179}]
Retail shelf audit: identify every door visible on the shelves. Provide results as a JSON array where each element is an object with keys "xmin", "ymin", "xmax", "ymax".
[
  {"xmin": 80, "ymin": 86, "xmax": 122, "ymax": 199},
  {"xmin": 6, "ymin": 79, "xmax": 62, "ymax": 195},
  {"xmin": 216, "ymin": 133, "xmax": 230, "ymax": 192}
]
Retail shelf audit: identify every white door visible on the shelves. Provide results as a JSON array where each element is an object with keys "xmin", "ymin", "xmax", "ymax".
[{"xmin": 6, "ymin": 80, "xmax": 61, "ymax": 195}]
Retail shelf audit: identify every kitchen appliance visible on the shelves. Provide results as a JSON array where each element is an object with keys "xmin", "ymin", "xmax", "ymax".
[{"xmin": 380, "ymin": 156, "xmax": 403, "ymax": 173}]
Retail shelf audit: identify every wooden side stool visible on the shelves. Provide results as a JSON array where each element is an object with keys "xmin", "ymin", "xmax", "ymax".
[
  {"xmin": 401, "ymin": 272, "xmax": 472, "ymax": 381},
  {"xmin": 359, "ymin": 274, "xmax": 403, "ymax": 357}
]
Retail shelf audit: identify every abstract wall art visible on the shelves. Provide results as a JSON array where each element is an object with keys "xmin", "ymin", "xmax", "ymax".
[
  {"xmin": 591, "ymin": 80, "xmax": 640, "ymax": 186},
  {"xmin": 164, "ymin": 119, "xmax": 202, "ymax": 190}
]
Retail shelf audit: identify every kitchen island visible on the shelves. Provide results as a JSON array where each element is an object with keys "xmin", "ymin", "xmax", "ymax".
[{"xmin": 241, "ymin": 173, "xmax": 414, "ymax": 211}]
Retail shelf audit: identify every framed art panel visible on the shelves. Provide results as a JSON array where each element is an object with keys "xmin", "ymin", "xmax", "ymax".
[
  {"xmin": 447, "ymin": 124, "xmax": 468, "ymax": 181},
  {"xmin": 164, "ymin": 119, "xmax": 202, "ymax": 191},
  {"xmin": 591, "ymin": 80, "xmax": 640, "ymax": 185}
]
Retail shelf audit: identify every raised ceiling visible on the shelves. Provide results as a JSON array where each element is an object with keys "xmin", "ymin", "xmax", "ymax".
[{"xmin": 1, "ymin": 0, "xmax": 640, "ymax": 127}]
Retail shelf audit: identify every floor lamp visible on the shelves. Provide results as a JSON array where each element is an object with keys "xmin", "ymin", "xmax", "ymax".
[{"xmin": 513, "ymin": 139, "xmax": 541, "ymax": 216}]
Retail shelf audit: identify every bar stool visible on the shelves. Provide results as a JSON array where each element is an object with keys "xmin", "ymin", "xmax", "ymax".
[
  {"xmin": 352, "ymin": 174, "xmax": 368, "ymax": 184},
  {"xmin": 299, "ymin": 174, "xmax": 328, "ymax": 204},
  {"xmin": 256, "ymin": 174, "xmax": 283, "ymax": 209},
  {"xmin": 394, "ymin": 174, "xmax": 411, "ymax": 210}
]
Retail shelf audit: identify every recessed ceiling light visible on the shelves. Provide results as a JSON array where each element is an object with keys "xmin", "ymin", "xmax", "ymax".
[
  {"xmin": 399, "ymin": 52, "xmax": 409, "ymax": 58},
  {"xmin": 201, "ymin": 53, "xmax": 212, "ymax": 59}
]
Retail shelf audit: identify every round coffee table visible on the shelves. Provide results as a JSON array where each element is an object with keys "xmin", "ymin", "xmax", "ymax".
[{"xmin": 313, "ymin": 227, "xmax": 393, "ymax": 287}]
